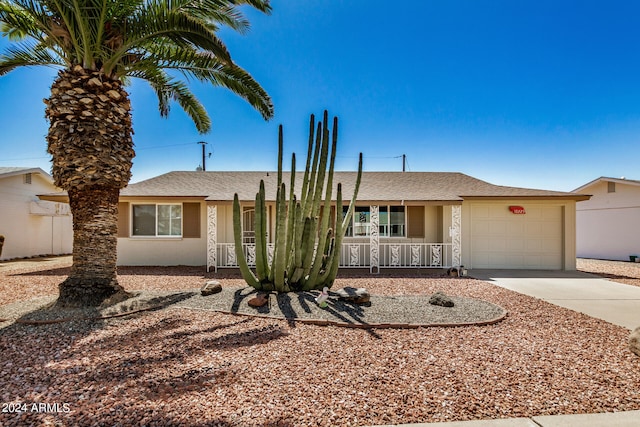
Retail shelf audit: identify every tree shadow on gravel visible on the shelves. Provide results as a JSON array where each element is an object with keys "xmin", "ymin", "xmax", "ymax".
[
  {"xmin": 14, "ymin": 291, "xmax": 197, "ymax": 325},
  {"xmin": 224, "ymin": 287, "xmax": 383, "ymax": 338},
  {"xmin": 7, "ymin": 266, "xmax": 71, "ymax": 277},
  {"xmin": 0, "ymin": 302, "xmax": 292, "ymax": 427}
]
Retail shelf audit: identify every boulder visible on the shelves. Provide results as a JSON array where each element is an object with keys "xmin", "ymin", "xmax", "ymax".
[
  {"xmin": 335, "ymin": 287, "xmax": 370, "ymax": 304},
  {"xmin": 248, "ymin": 293, "xmax": 269, "ymax": 308},
  {"xmin": 630, "ymin": 326, "xmax": 640, "ymax": 357},
  {"xmin": 429, "ymin": 291, "xmax": 454, "ymax": 307},
  {"xmin": 201, "ymin": 280, "xmax": 222, "ymax": 296}
]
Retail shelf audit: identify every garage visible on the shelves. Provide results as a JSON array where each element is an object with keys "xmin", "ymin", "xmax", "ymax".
[{"xmin": 469, "ymin": 203, "xmax": 564, "ymax": 269}]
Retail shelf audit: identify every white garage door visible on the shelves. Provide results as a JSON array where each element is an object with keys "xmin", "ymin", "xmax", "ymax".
[{"xmin": 470, "ymin": 204, "xmax": 563, "ymax": 269}]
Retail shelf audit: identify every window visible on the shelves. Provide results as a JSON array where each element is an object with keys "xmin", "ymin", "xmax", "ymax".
[
  {"xmin": 24, "ymin": 173, "xmax": 32, "ymax": 184},
  {"xmin": 132, "ymin": 204, "xmax": 182, "ymax": 236},
  {"xmin": 343, "ymin": 205, "xmax": 405, "ymax": 237},
  {"xmin": 608, "ymin": 182, "xmax": 616, "ymax": 193}
]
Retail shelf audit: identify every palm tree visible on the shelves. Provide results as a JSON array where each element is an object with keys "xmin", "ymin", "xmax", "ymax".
[{"xmin": 0, "ymin": 0, "xmax": 273, "ymax": 307}]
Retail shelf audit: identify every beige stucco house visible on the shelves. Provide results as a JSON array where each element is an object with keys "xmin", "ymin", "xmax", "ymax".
[
  {"xmin": 0, "ymin": 167, "xmax": 72, "ymax": 260},
  {"xmin": 573, "ymin": 177, "xmax": 640, "ymax": 261},
  {"xmin": 44, "ymin": 171, "xmax": 586, "ymax": 271}
]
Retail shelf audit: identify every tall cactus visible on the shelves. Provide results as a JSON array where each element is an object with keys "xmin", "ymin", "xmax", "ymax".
[{"xmin": 232, "ymin": 111, "xmax": 362, "ymax": 292}]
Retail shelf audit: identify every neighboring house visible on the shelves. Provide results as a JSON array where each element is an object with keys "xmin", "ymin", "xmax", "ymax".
[
  {"xmin": 41, "ymin": 171, "xmax": 590, "ymax": 271},
  {"xmin": 0, "ymin": 167, "xmax": 72, "ymax": 260},
  {"xmin": 573, "ymin": 177, "xmax": 640, "ymax": 261}
]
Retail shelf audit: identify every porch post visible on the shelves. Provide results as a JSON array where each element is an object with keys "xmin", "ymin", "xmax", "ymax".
[
  {"xmin": 207, "ymin": 205, "xmax": 217, "ymax": 272},
  {"xmin": 451, "ymin": 205, "xmax": 461, "ymax": 267},
  {"xmin": 370, "ymin": 205, "xmax": 379, "ymax": 274}
]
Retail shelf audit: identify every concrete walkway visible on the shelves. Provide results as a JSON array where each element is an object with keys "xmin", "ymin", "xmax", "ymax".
[{"xmin": 469, "ymin": 269, "xmax": 640, "ymax": 330}]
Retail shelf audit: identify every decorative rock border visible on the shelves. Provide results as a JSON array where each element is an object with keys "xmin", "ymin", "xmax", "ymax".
[
  {"xmin": 2, "ymin": 289, "xmax": 508, "ymax": 329},
  {"xmin": 175, "ymin": 306, "xmax": 508, "ymax": 330}
]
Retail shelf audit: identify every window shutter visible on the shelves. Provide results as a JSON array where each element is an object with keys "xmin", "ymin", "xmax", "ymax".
[
  {"xmin": 183, "ymin": 203, "xmax": 201, "ymax": 238},
  {"xmin": 117, "ymin": 202, "xmax": 130, "ymax": 237},
  {"xmin": 407, "ymin": 206, "xmax": 425, "ymax": 238}
]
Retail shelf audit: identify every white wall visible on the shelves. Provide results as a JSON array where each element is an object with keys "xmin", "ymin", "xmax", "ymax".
[
  {"xmin": 0, "ymin": 172, "xmax": 73, "ymax": 260},
  {"xmin": 576, "ymin": 180, "xmax": 640, "ymax": 260}
]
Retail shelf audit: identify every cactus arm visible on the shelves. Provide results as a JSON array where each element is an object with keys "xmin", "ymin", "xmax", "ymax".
[
  {"xmin": 298, "ymin": 216, "xmax": 317, "ymax": 289},
  {"xmin": 285, "ymin": 194, "xmax": 297, "ymax": 284},
  {"xmin": 303, "ymin": 121, "xmax": 323, "ymax": 219},
  {"xmin": 310, "ymin": 111, "xmax": 331, "ymax": 220},
  {"xmin": 320, "ymin": 183, "xmax": 342, "ymax": 287},
  {"xmin": 307, "ymin": 113, "xmax": 339, "ymax": 287},
  {"xmin": 254, "ymin": 180, "xmax": 269, "ymax": 282},
  {"xmin": 289, "ymin": 201, "xmax": 305, "ymax": 285},
  {"xmin": 273, "ymin": 183, "xmax": 289, "ymax": 291},
  {"xmin": 268, "ymin": 184, "xmax": 280, "ymax": 284},
  {"xmin": 285, "ymin": 154, "xmax": 297, "ymax": 279},
  {"xmin": 299, "ymin": 114, "xmax": 315, "ymax": 211},
  {"xmin": 232, "ymin": 194, "xmax": 261, "ymax": 289},
  {"xmin": 277, "ymin": 125, "xmax": 284, "ymax": 190}
]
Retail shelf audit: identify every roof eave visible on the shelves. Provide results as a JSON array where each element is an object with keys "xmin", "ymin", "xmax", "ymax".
[
  {"xmin": 572, "ymin": 176, "xmax": 640, "ymax": 192},
  {"xmin": 460, "ymin": 194, "xmax": 591, "ymax": 201}
]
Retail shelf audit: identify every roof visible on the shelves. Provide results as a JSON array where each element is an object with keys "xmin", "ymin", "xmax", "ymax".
[
  {"xmin": 119, "ymin": 171, "xmax": 589, "ymax": 202},
  {"xmin": 0, "ymin": 167, "xmax": 52, "ymax": 182},
  {"xmin": 572, "ymin": 176, "xmax": 640, "ymax": 193}
]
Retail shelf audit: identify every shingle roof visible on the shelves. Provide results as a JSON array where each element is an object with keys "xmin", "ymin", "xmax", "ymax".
[
  {"xmin": 120, "ymin": 171, "xmax": 588, "ymax": 202},
  {"xmin": 0, "ymin": 167, "xmax": 52, "ymax": 181},
  {"xmin": 572, "ymin": 176, "xmax": 640, "ymax": 192}
]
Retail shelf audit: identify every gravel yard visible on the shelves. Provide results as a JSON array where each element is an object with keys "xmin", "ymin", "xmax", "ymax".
[
  {"xmin": 577, "ymin": 258, "xmax": 640, "ymax": 287},
  {"xmin": 0, "ymin": 257, "xmax": 639, "ymax": 426}
]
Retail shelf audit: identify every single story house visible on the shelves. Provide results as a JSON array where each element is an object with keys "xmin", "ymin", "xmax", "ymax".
[
  {"xmin": 0, "ymin": 167, "xmax": 72, "ymax": 260},
  {"xmin": 573, "ymin": 176, "xmax": 640, "ymax": 261},
  {"xmin": 40, "ymin": 171, "xmax": 589, "ymax": 271}
]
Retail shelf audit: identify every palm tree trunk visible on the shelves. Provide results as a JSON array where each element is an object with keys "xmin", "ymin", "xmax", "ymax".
[
  {"xmin": 45, "ymin": 66, "xmax": 134, "ymax": 307},
  {"xmin": 58, "ymin": 186, "xmax": 130, "ymax": 307}
]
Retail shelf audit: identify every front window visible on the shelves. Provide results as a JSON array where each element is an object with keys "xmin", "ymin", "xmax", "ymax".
[
  {"xmin": 343, "ymin": 205, "xmax": 405, "ymax": 237},
  {"xmin": 133, "ymin": 204, "xmax": 182, "ymax": 237}
]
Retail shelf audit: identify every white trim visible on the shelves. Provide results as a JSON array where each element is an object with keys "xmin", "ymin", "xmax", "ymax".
[
  {"xmin": 207, "ymin": 205, "xmax": 217, "ymax": 272},
  {"xmin": 370, "ymin": 205, "xmax": 379, "ymax": 274}
]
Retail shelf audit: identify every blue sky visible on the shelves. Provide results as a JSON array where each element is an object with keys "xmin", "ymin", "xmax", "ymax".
[{"xmin": 1, "ymin": 0, "xmax": 639, "ymax": 191}]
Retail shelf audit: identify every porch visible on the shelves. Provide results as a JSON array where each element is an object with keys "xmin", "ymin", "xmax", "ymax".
[
  {"xmin": 214, "ymin": 242, "xmax": 454, "ymax": 271},
  {"xmin": 206, "ymin": 204, "xmax": 462, "ymax": 273}
]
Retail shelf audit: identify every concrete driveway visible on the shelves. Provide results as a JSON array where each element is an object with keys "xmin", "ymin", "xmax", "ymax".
[{"xmin": 469, "ymin": 269, "xmax": 640, "ymax": 330}]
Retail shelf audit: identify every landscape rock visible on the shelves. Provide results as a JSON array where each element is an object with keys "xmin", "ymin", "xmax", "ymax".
[
  {"xmin": 335, "ymin": 287, "xmax": 370, "ymax": 304},
  {"xmin": 446, "ymin": 267, "xmax": 459, "ymax": 277},
  {"xmin": 201, "ymin": 280, "xmax": 222, "ymax": 296},
  {"xmin": 429, "ymin": 291, "xmax": 455, "ymax": 307},
  {"xmin": 630, "ymin": 326, "xmax": 640, "ymax": 357},
  {"xmin": 248, "ymin": 293, "xmax": 269, "ymax": 308}
]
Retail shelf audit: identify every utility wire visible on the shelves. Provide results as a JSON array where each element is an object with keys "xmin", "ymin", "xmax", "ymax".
[
  {"xmin": 1, "ymin": 142, "xmax": 195, "ymax": 162},
  {"xmin": 0, "ymin": 155, "xmax": 49, "ymax": 162},
  {"xmin": 135, "ymin": 142, "xmax": 195, "ymax": 151}
]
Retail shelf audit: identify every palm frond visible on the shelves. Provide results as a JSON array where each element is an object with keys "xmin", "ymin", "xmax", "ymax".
[
  {"xmin": 130, "ymin": 66, "xmax": 211, "ymax": 132},
  {"xmin": 1, "ymin": 0, "xmax": 273, "ymax": 128},
  {"xmin": 203, "ymin": 61, "xmax": 273, "ymax": 120},
  {"xmin": 103, "ymin": 3, "xmax": 233, "ymax": 75},
  {"xmin": 0, "ymin": 42, "xmax": 65, "ymax": 75},
  {"xmin": 137, "ymin": 46, "xmax": 272, "ymax": 119}
]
